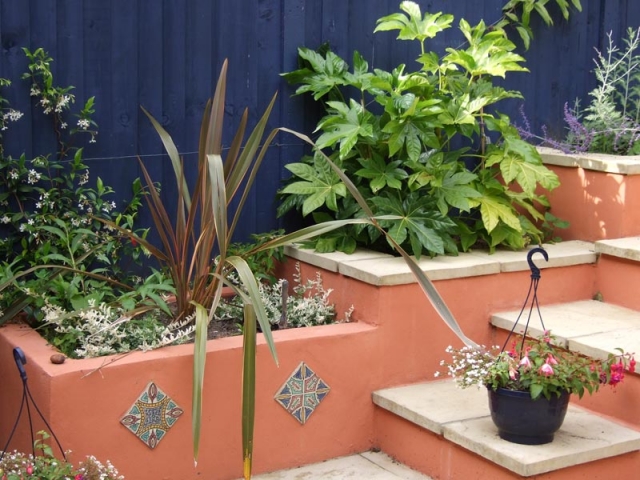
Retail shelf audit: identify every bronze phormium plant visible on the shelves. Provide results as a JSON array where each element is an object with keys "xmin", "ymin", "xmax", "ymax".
[{"xmin": 101, "ymin": 60, "xmax": 376, "ymax": 478}]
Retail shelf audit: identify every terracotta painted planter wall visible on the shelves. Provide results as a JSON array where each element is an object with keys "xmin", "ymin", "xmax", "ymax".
[
  {"xmin": 0, "ymin": 255, "xmax": 596, "ymax": 480},
  {"xmin": 0, "ymin": 322, "xmax": 379, "ymax": 480},
  {"xmin": 539, "ymin": 148, "xmax": 640, "ymax": 241}
]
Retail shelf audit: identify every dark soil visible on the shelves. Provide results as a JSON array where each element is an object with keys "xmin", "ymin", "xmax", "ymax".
[
  {"xmin": 206, "ymin": 318, "xmax": 243, "ymax": 340},
  {"xmin": 205, "ymin": 317, "xmax": 287, "ymax": 340}
]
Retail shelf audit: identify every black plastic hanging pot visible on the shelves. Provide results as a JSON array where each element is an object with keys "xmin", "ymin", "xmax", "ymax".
[{"xmin": 488, "ymin": 387, "xmax": 570, "ymax": 445}]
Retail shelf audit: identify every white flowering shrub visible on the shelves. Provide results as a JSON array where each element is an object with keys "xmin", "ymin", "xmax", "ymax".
[
  {"xmin": 0, "ymin": 47, "xmax": 153, "ymax": 358},
  {"xmin": 215, "ymin": 263, "xmax": 353, "ymax": 329},
  {"xmin": 42, "ymin": 298, "xmax": 194, "ymax": 359},
  {"xmin": 435, "ymin": 344, "xmax": 501, "ymax": 388}
]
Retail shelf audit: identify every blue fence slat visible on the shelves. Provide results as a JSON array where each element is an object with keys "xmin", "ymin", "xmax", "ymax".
[
  {"xmin": 254, "ymin": 0, "xmax": 284, "ymax": 234},
  {"xmin": 0, "ymin": 0, "xmax": 639, "ymax": 242},
  {"xmin": 1, "ymin": 0, "xmax": 31, "ymax": 160},
  {"xmin": 136, "ymin": 0, "xmax": 164, "ymax": 186}
]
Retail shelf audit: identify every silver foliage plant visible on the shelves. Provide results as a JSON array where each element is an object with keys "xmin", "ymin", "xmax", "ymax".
[{"xmin": 215, "ymin": 262, "xmax": 353, "ymax": 329}]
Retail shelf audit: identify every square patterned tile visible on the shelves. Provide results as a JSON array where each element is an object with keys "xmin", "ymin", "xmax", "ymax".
[
  {"xmin": 274, "ymin": 362, "xmax": 330, "ymax": 425},
  {"xmin": 120, "ymin": 382, "xmax": 183, "ymax": 449}
]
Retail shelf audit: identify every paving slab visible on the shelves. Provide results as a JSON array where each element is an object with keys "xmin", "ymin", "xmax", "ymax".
[
  {"xmin": 286, "ymin": 241, "xmax": 595, "ymax": 286},
  {"xmin": 539, "ymin": 146, "xmax": 640, "ymax": 175},
  {"xmin": 284, "ymin": 245, "xmax": 393, "ymax": 273},
  {"xmin": 596, "ymin": 237, "xmax": 640, "ymax": 262},
  {"xmin": 468, "ymin": 241, "xmax": 596, "ymax": 273},
  {"xmin": 373, "ymin": 380, "xmax": 488, "ymax": 434},
  {"xmin": 247, "ymin": 451, "xmax": 432, "ymax": 479},
  {"xmin": 444, "ymin": 407, "xmax": 640, "ymax": 476},
  {"xmin": 337, "ymin": 252, "xmax": 500, "ymax": 286},
  {"xmin": 491, "ymin": 300, "xmax": 640, "ymax": 357}
]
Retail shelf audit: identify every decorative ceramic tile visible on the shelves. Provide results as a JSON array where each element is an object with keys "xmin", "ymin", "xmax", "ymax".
[
  {"xmin": 274, "ymin": 362, "xmax": 330, "ymax": 425},
  {"xmin": 120, "ymin": 382, "xmax": 183, "ymax": 449}
]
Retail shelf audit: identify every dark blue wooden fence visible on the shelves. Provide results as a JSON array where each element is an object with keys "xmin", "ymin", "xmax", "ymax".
[{"xmin": 1, "ymin": 0, "xmax": 639, "ymax": 241}]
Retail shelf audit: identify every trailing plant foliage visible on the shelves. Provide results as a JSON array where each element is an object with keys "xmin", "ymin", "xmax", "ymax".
[
  {"xmin": 279, "ymin": 1, "xmax": 560, "ymax": 257},
  {"xmin": 519, "ymin": 27, "xmax": 640, "ymax": 155}
]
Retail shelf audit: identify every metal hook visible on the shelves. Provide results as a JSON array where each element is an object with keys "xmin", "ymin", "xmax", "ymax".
[
  {"xmin": 527, "ymin": 247, "xmax": 548, "ymax": 279},
  {"xmin": 13, "ymin": 347, "xmax": 27, "ymax": 381}
]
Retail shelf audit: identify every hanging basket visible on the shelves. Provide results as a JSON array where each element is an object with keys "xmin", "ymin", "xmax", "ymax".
[{"xmin": 486, "ymin": 247, "xmax": 572, "ymax": 444}]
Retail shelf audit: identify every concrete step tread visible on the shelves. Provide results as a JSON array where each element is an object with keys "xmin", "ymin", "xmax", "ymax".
[
  {"xmin": 373, "ymin": 380, "xmax": 640, "ymax": 477},
  {"xmin": 491, "ymin": 300, "xmax": 640, "ymax": 361},
  {"xmin": 245, "ymin": 451, "xmax": 432, "ymax": 479},
  {"xmin": 285, "ymin": 240, "xmax": 595, "ymax": 286},
  {"xmin": 596, "ymin": 237, "xmax": 640, "ymax": 262},
  {"xmin": 539, "ymin": 146, "xmax": 640, "ymax": 175}
]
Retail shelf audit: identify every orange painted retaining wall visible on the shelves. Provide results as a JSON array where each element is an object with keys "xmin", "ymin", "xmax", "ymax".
[
  {"xmin": 0, "ymin": 259, "xmax": 599, "ymax": 480},
  {"xmin": 546, "ymin": 165, "xmax": 640, "ymax": 241},
  {"xmin": 0, "ymin": 322, "xmax": 379, "ymax": 480},
  {"xmin": 595, "ymin": 255, "xmax": 640, "ymax": 312}
]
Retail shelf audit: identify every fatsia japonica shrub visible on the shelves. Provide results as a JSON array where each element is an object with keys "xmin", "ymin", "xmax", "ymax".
[{"xmin": 278, "ymin": 1, "xmax": 560, "ymax": 257}]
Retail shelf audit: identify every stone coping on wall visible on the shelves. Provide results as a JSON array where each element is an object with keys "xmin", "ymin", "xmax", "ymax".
[
  {"xmin": 538, "ymin": 146, "xmax": 640, "ymax": 175},
  {"xmin": 596, "ymin": 237, "xmax": 640, "ymax": 262},
  {"xmin": 284, "ymin": 240, "xmax": 596, "ymax": 287}
]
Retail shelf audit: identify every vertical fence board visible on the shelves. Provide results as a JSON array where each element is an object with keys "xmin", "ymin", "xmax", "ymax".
[
  {"xmin": 254, "ymin": 0, "xmax": 283, "ymax": 234},
  {"xmin": 1, "ymin": 0, "xmax": 31, "ymax": 159}
]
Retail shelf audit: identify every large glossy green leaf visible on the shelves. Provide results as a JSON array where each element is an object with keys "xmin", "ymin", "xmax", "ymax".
[
  {"xmin": 431, "ymin": 170, "xmax": 480, "ymax": 214},
  {"xmin": 477, "ymin": 194, "xmax": 522, "ymax": 233},
  {"xmin": 281, "ymin": 158, "xmax": 347, "ymax": 215},
  {"xmin": 375, "ymin": 4, "xmax": 454, "ymax": 44},
  {"xmin": 355, "ymin": 156, "xmax": 408, "ymax": 193},
  {"xmin": 316, "ymin": 100, "xmax": 374, "ymax": 159}
]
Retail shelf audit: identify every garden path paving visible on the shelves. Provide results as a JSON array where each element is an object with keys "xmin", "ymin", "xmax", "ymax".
[{"xmin": 244, "ymin": 451, "xmax": 432, "ymax": 479}]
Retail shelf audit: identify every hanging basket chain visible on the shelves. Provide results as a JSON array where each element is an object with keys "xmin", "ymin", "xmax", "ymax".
[
  {"xmin": 500, "ymin": 247, "xmax": 549, "ymax": 356},
  {"xmin": 0, "ymin": 348, "xmax": 67, "ymax": 463}
]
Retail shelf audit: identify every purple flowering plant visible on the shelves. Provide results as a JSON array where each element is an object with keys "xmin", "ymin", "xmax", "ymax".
[{"xmin": 519, "ymin": 27, "xmax": 640, "ymax": 156}]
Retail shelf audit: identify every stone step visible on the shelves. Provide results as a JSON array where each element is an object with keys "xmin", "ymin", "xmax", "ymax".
[
  {"xmin": 596, "ymin": 236, "xmax": 640, "ymax": 262},
  {"xmin": 285, "ymin": 240, "xmax": 595, "ymax": 286},
  {"xmin": 491, "ymin": 300, "xmax": 640, "ymax": 362},
  {"xmin": 243, "ymin": 451, "xmax": 432, "ymax": 479},
  {"xmin": 373, "ymin": 380, "xmax": 640, "ymax": 478}
]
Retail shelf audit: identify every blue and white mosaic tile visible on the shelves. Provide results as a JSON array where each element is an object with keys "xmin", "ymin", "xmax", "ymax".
[
  {"xmin": 274, "ymin": 362, "xmax": 330, "ymax": 425},
  {"xmin": 120, "ymin": 382, "xmax": 183, "ymax": 449}
]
